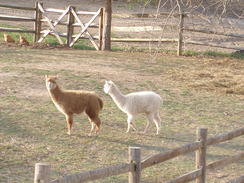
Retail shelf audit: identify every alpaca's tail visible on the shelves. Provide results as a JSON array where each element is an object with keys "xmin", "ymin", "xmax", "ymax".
[{"xmin": 98, "ymin": 97, "xmax": 103, "ymax": 110}]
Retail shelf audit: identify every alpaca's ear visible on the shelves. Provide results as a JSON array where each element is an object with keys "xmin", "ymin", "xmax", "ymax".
[
  {"xmin": 108, "ymin": 80, "xmax": 113, "ymax": 84},
  {"xmin": 105, "ymin": 80, "xmax": 108, "ymax": 84}
]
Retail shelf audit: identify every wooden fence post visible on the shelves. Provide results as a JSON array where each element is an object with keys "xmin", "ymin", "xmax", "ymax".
[
  {"xmin": 67, "ymin": 6, "xmax": 75, "ymax": 46},
  {"xmin": 99, "ymin": 8, "xmax": 104, "ymax": 50},
  {"xmin": 102, "ymin": 0, "xmax": 112, "ymax": 50},
  {"xmin": 196, "ymin": 128, "xmax": 208, "ymax": 183},
  {"xmin": 34, "ymin": 163, "xmax": 50, "ymax": 183},
  {"xmin": 129, "ymin": 147, "xmax": 141, "ymax": 183},
  {"xmin": 34, "ymin": 2, "xmax": 42, "ymax": 42},
  {"xmin": 177, "ymin": 12, "xmax": 184, "ymax": 56}
]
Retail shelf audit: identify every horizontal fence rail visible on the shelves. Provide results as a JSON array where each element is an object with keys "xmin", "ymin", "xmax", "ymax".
[
  {"xmin": 0, "ymin": 14, "xmax": 35, "ymax": 22},
  {"xmin": 141, "ymin": 141, "xmax": 201, "ymax": 169},
  {"xmin": 0, "ymin": 27, "xmax": 35, "ymax": 33},
  {"xmin": 111, "ymin": 13, "xmax": 243, "ymax": 54},
  {"xmin": 51, "ymin": 163, "xmax": 134, "ymax": 183},
  {"xmin": 34, "ymin": 127, "xmax": 244, "ymax": 183},
  {"xmin": 183, "ymin": 28, "xmax": 244, "ymax": 39},
  {"xmin": 0, "ymin": 4, "xmax": 35, "ymax": 11}
]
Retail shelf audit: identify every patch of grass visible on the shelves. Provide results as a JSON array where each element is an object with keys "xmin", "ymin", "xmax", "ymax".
[
  {"xmin": 184, "ymin": 50, "xmax": 244, "ymax": 59},
  {"xmin": 205, "ymin": 50, "xmax": 244, "ymax": 59},
  {"xmin": 0, "ymin": 24, "xmax": 33, "ymax": 42},
  {"xmin": 0, "ymin": 24, "xmax": 95, "ymax": 49},
  {"xmin": 73, "ymin": 39, "xmax": 95, "ymax": 50}
]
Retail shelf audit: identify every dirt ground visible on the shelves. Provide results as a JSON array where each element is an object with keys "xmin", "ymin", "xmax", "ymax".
[{"xmin": 0, "ymin": 44, "xmax": 243, "ymax": 183}]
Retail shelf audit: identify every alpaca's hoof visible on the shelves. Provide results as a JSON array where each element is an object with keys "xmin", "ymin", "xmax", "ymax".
[{"xmin": 67, "ymin": 132, "xmax": 71, "ymax": 135}]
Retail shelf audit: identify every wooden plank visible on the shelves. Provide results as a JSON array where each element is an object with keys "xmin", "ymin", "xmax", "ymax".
[
  {"xmin": 177, "ymin": 12, "xmax": 184, "ymax": 56},
  {"xmin": 128, "ymin": 147, "xmax": 141, "ymax": 183},
  {"xmin": 70, "ymin": 8, "xmax": 99, "ymax": 50},
  {"xmin": 141, "ymin": 141, "xmax": 201, "ymax": 169},
  {"xmin": 112, "ymin": 12, "xmax": 186, "ymax": 18},
  {"xmin": 185, "ymin": 40, "xmax": 244, "ymax": 51},
  {"xmin": 69, "ymin": 9, "xmax": 100, "ymax": 47},
  {"xmin": 67, "ymin": 6, "xmax": 75, "ymax": 46},
  {"xmin": 195, "ymin": 128, "xmax": 207, "ymax": 183},
  {"xmin": 0, "ymin": 27, "xmax": 35, "ymax": 33},
  {"xmin": 0, "ymin": 4, "xmax": 35, "ymax": 11},
  {"xmin": 112, "ymin": 26, "xmax": 166, "ymax": 32},
  {"xmin": 206, "ymin": 128, "xmax": 244, "ymax": 146},
  {"xmin": 34, "ymin": 163, "xmax": 51, "ymax": 183},
  {"xmin": 184, "ymin": 28, "xmax": 244, "ymax": 39},
  {"xmin": 34, "ymin": 2, "xmax": 42, "ymax": 42},
  {"xmin": 206, "ymin": 152, "xmax": 244, "ymax": 170},
  {"xmin": 76, "ymin": 11, "xmax": 97, "ymax": 15},
  {"xmin": 0, "ymin": 14, "xmax": 35, "ymax": 22},
  {"xmin": 41, "ymin": 19, "xmax": 98, "ymax": 28},
  {"xmin": 111, "ymin": 38, "xmax": 178, "ymax": 43},
  {"xmin": 50, "ymin": 163, "xmax": 134, "ymax": 183},
  {"xmin": 163, "ymin": 169, "xmax": 202, "ymax": 183},
  {"xmin": 99, "ymin": 8, "xmax": 104, "ymax": 50},
  {"xmin": 38, "ymin": 4, "xmax": 69, "ymax": 44},
  {"xmin": 40, "ymin": 30, "xmax": 99, "ymax": 40},
  {"xmin": 45, "ymin": 8, "xmax": 65, "ymax": 13},
  {"xmin": 73, "ymin": 23, "xmax": 98, "ymax": 28},
  {"xmin": 102, "ymin": 0, "xmax": 112, "ymax": 50}
]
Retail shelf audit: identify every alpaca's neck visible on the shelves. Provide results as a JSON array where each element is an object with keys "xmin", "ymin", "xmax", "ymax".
[
  {"xmin": 49, "ymin": 86, "xmax": 63, "ymax": 102},
  {"xmin": 109, "ymin": 85, "xmax": 126, "ymax": 110}
]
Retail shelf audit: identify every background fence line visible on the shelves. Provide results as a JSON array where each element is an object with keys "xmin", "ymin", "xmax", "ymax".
[
  {"xmin": 34, "ymin": 127, "xmax": 244, "ymax": 183},
  {"xmin": 1, "ymin": 3, "xmax": 243, "ymax": 53}
]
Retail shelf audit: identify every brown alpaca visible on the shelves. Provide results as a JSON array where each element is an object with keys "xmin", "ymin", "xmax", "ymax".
[
  {"xmin": 45, "ymin": 75, "xmax": 103, "ymax": 136},
  {"xmin": 19, "ymin": 36, "xmax": 29, "ymax": 45},
  {"xmin": 3, "ymin": 33, "xmax": 15, "ymax": 43}
]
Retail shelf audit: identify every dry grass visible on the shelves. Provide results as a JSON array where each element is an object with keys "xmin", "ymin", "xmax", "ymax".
[{"xmin": 0, "ymin": 45, "xmax": 243, "ymax": 183}]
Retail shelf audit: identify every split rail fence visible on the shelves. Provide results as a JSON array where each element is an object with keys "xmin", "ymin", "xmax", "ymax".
[
  {"xmin": 34, "ymin": 127, "xmax": 244, "ymax": 183},
  {"xmin": 111, "ymin": 13, "xmax": 244, "ymax": 56},
  {"xmin": 0, "ymin": 2, "xmax": 104, "ymax": 50},
  {"xmin": 1, "ymin": 3, "xmax": 244, "ymax": 54}
]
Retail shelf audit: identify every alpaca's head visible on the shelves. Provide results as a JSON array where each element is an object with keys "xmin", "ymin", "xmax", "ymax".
[
  {"xmin": 104, "ymin": 80, "xmax": 114, "ymax": 94},
  {"xmin": 45, "ymin": 75, "xmax": 58, "ymax": 91}
]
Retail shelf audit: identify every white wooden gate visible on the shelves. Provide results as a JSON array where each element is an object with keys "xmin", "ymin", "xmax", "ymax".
[{"xmin": 36, "ymin": 3, "xmax": 103, "ymax": 50}]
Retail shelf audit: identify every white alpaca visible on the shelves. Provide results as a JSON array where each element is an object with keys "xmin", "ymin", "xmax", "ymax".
[{"xmin": 104, "ymin": 80, "xmax": 162, "ymax": 134}]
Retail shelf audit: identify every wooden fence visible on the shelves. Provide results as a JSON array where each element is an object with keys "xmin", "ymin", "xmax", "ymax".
[
  {"xmin": 0, "ymin": 2, "xmax": 104, "ymax": 50},
  {"xmin": 111, "ymin": 13, "xmax": 244, "ymax": 56},
  {"xmin": 1, "ymin": 3, "xmax": 244, "ymax": 54},
  {"xmin": 34, "ymin": 127, "xmax": 244, "ymax": 183}
]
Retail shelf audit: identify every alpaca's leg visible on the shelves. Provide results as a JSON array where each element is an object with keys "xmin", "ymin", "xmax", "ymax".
[
  {"xmin": 126, "ymin": 114, "xmax": 136, "ymax": 133},
  {"xmin": 153, "ymin": 111, "xmax": 161, "ymax": 135},
  {"xmin": 144, "ymin": 113, "xmax": 154, "ymax": 133},
  {"xmin": 93, "ymin": 116, "xmax": 101, "ymax": 134},
  {"xmin": 85, "ymin": 108, "xmax": 101, "ymax": 135},
  {"xmin": 88, "ymin": 117, "xmax": 95, "ymax": 136},
  {"xmin": 65, "ymin": 114, "xmax": 73, "ymax": 135},
  {"xmin": 90, "ymin": 122, "xmax": 96, "ymax": 136}
]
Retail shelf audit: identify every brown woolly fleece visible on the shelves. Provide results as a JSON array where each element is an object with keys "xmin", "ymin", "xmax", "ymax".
[
  {"xmin": 4, "ymin": 34, "xmax": 15, "ymax": 43},
  {"xmin": 19, "ymin": 36, "xmax": 29, "ymax": 45},
  {"xmin": 45, "ymin": 76, "xmax": 103, "ymax": 136}
]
